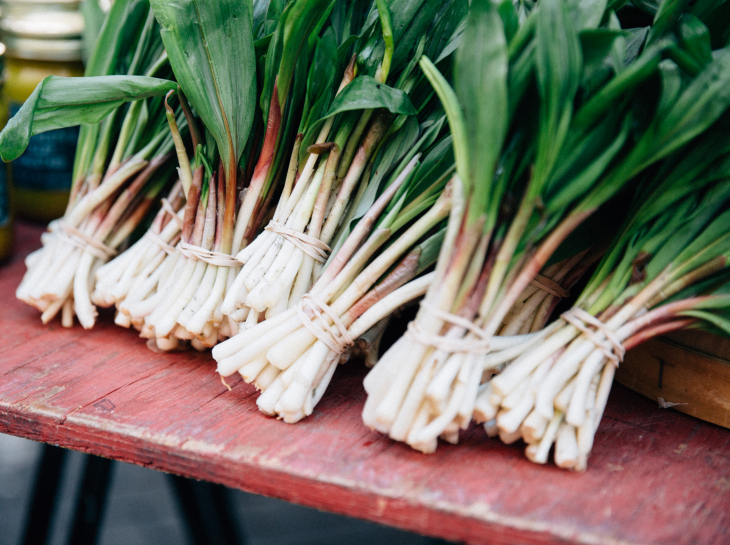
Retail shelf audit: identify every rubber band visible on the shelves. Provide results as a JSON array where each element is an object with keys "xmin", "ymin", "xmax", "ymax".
[
  {"xmin": 144, "ymin": 231, "xmax": 177, "ymax": 255},
  {"xmin": 265, "ymin": 220, "xmax": 331, "ymax": 263},
  {"xmin": 406, "ymin": 301, "xmax": 491, "ymax": 354},
  {"xmin": 561, "ymin": 308, "xmax": 625, "ymax": 366},
  {"xmin": 530, "ymin": 274, "xmax": 570, "ymax": 299},
  {"xmin": 55, "ymin": 221, "xmax": 117, "ymax": 260},
  {"xmin": 296, "ymin": 294, "xmax": 353, "ymax": 353},
  {"xmin": 160, "ymin": 198, "xmax": 184, "ymax": 229},
  {"xmin": 178, "ymin": 241, "xmax": 241, "ymax": 267}
]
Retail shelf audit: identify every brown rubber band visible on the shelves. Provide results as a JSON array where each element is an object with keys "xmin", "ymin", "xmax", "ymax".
[
  {"xmin": 530, "ymin": 273, "xmax": 570, "ymax": 299},
  {"xmin": 296, "ymin": 294, "xmax": 354, "ymax": 354}
]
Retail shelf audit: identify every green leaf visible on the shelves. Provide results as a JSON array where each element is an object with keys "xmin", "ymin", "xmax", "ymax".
[
  {"xmin": 74, "ymin": 0, "xmax": 151, "ymax": 181},
  {"xmin": 681, "ymin": 310, "xmax": 730, "ymax": 337},
  {"xmin": 567, "ymin": 0, "xmax": 608, "ymax": 30},
  {"xmin": 692, "ymin": 0, "xmax": 730, "ymax": 49},
  {"xmin": 639, "ymin": 48, "xmax": 730, "ymax": 169},
  {"xmin": 321, "ymin": 76, "xmax": 417, "ymax": 118},
  {"xmin": 418, "ymin": 57, "xmax": 470, "ymax": 196},
  {"xmin": 275, "ymin": 0, "xmax": 334, "ymax": 108},
  {"xmin": 534, "ymin": 0, "xmax": 582, "ymax": 188},
  {"xmin": 0, "ymin": 75, "xmax": 177, "ymax": 162},
  {"xmin": 497, "ymin": 0, "xmax": 519, "ymax": 44},
  {"xmin": 299, "ymin": 29, "xmax": 338, "ymax": 133},
  {"xmin": 646, "ymin": 0, "xmax": 692, "ymax": 48},
  {"xmin": 579, "ymin": 29, "xmax": 625, "ymax": 95},
  {"xmin": 151, "ymin": 0, "xmax": 257, "ymax": 175},
  {"xmin": 81, "ymin": 0, "xmax": 107, "ymax": 65},
  {"xmin": 85, "ymin": 0, "xmax": 150, "ymax": 77},
  {"xmin": 425, "ymin": 0, "xmax": 469, "ymax": 62},
  {"xmin": 454, "ymin": 0, "xmax": 509, "ymax": 211},
  {"xmin": 633, "ymin": 0, "xmax": 661, "ymax": 14},
  {"xmin": 678, "ymin": 14, "xmax": 712, "ymax": 70}
]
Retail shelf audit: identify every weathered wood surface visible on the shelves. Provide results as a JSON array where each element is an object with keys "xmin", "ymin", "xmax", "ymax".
[
  {"xmin": 1, "ymin": 223, "xmax": 729, "ymax": 545},
  {"xmin": 617, "ymin": 335, "xmax": 730, "ymax": 429}
]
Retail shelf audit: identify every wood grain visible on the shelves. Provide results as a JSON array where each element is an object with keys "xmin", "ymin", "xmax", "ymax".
[
  {"xmin": 617, "ymin": 337, "xmax": 730, "ymax": 429},
  {"xmin": 1, "ymin": 223, "xmax": 729, "ymax": 545}
]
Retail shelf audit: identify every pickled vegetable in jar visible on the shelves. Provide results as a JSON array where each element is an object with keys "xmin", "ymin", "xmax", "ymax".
[{"xmin": 1, "ymin": 2, "xmax": 84, "ymax": 222}]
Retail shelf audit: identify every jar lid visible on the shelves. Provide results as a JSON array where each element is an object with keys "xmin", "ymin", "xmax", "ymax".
[{"xmin": 0, "ymin": 8, "xmax": 83, "ymax": 61}]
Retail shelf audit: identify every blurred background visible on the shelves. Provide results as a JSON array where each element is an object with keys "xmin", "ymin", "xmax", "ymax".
[{"xmin": 0, "ymin": 432, "xmax": 450, "ymax": 545}]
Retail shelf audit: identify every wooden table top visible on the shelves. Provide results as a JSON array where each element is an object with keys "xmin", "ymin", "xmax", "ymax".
[{"xmin": 1, "ymin": 222, "xmax": 729, "ymax": 545}]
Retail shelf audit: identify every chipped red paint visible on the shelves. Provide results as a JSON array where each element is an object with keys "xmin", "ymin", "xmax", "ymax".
[{"xmin": 1, "ymin": 223, "xmax": 729, "ymax": 545}]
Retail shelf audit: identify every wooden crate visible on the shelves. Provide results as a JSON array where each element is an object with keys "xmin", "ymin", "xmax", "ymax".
[{"xmin": 616, "ymin": 330, "xmax": 730, "ymax": 429}]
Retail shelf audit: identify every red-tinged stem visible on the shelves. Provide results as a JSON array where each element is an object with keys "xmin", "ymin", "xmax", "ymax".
[
  {"xmin": 67, "ymin": 174, "xmax": 89, "ymax": 213},
  {"xmin": 320, "ymin": 113, "xmax": 392, "ymax": 245},
  {"xmin": 625, "ymin": 296, "xmax": 717, "ymax": 334},
  {"xmin": 309, "ymin": 144, "xmax": 341, "ymax": 239},
  {"xmin": 312, "ymin": 157, "xmax": 416, "ymax": 291},
  {"xmin": 461, "ymin": 238, "xmax": 499, "ymax": 319},
  {"xmin": 622, "ymin": 319, "xmax": 695, "ymax": 351},
  {"xmin": 190, "ymin": 184, "xmax": 207, "ymax": 247},
  {"xmin": 647, "ymin": 256, "xmax": 728, "ymax": 308},
  {"xmin": 202, "ymin": 175, "xmax": 218, "ymax": 250},
  {"xmin": 183, "ymin": 167, "xmax": 203, "ymax": 243},
  {"xmin": 250, "ymin": 185, "xmax": 277, "ymax": 236},
  {"xmin": 343, "ymin": 249, "xmax": 420, "ymax": 323},
  {"xmin": 484, "ymin": 208, "xmax": 595, "ymax": 336},
  {"xmin": 161, "ymin": 180, "xmax": 185, "ymax": 232},
  {"xmin": 215, "ymin": 167, "xmax": 225, "ymax": 251},
  {"xmin": 108, "ymin": 197, "xmax": 156, "ymax": 247},
  {"xmin": 241, "ymin": 123, "xmax": 263, "ymax": 197},
  {"xmin": 242, "ymin": 83, "xmax": 283, "ymax": 243},
  {"xmin": 179, "ymin": 90, "xmax": 201, "ymax": 150},
  {"xmin": 223, "ymin": 160, "xmax": 237, "ymax": 253},
  {"xmin": 96, "ymin": 153, "xmax": 172, "ymax": 239}
]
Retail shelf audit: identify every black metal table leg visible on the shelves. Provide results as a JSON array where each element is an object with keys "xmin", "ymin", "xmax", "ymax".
[
  {"xmin": 168, "ymin": 474, "xmax": 247, "ymax": 545},
  {"xmin": 65, "ymin": 455, "xmax": 115, "ymax": 545},
  {"xmin": 21, "ymin": 444, "xmax": 67, "ymax": 545}
]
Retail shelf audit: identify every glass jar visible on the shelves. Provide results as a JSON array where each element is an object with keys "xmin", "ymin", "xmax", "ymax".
[
  {"xmin": 1, "ymin": 2, "xmax": 84, "ymax": 222},
  {"xmin": 0, "ymin": 42, "xmax": 10, "ymax": 261}
]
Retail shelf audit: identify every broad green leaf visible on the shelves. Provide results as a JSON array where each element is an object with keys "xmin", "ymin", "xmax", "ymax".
[
  {"xmin": 573, "ymin": 40, "xmax": 665, "ymax": 130},
  {"xmin": 74, "ymin": 0, "xmax": 151, "ymax": 182},
  {"xmin": 418, "ymin": 57, "xmax": 469, "ymax": 195},
  {"xmin": 321, "ymin": 76, "xmax": 417, "ymax": 118},
  {"xmin": 425, "ymin": 0, "xmax": 469, "ymax": 62},
  {"xmin": 567, "ymin": 0, "xmax": 608, "ymax": 30},
  {"xmin": 151, "ymin": 0, "xmax": 257, "ymax": 175},
  {"xmin": 85, "ymin": 0, "xmax": 150, "ymax": 77},
  {"xmin": 692, "ymin": 0, "xmax": 730, "ymax": 49},
  {"xmin": 276, "ymin": 0, "xmax": 334, "ymax": 108},
  {"xmin": 639, "ymin": 48, "xmax": 730, "ymax": 169},
  {"xmin": 646, "ymin": 0, "xmax": 692, "ymax": 47},
  {"xmin": 633, "ymin": 0, "xmax": 661, "ymax": 14},
  {"xmin": 533, "ymin": 0, "xmax": 582, "ymax": 188},
  {"xmin": 299, "ymin": 29, "xmax": 338, "ymax": 133},
  {"xmin": 0, "ymin": 75, "xmax": 177, "ymax": 162},
  {"xmin": 678, "ymin": 14, "xmax": 712, "ymax": 70},
  {"xmin": 625, "ymin": 27, "xmax": 650, "ymax": 64},
  {"xmin": 681, "ymin": 311, "xmax": 730, "ymax": 338},
  {"xmin": 81, "ymin": 0, "xmax": 107, "ymax": 65},
  {"xmin": 496, "ymin": 0, "xmax": 519, "ymax": 44},
  {"xmin": 454, "ymin": 0, "xmax": 508, "ymax": 217},
  {"xmin": 579, "ymin": 29, "xmax": 626, "ymax": 95}
]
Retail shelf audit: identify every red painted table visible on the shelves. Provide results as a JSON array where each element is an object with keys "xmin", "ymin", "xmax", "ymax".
[{"xmin": 1, "ymin": 222, "xmax": 729, "ymax": 545}]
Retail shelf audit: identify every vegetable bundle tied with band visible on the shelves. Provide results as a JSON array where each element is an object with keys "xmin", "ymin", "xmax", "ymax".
[
  {"xmin": 6, "ymin": 0, "xmax": 730, "ymax": 472},
  {"xmin": 6, "ymin": 0, "xmax": 184, "ymax": 330},
  {"xmin": 362, "ymin": 0, "xmax": 730, "ymax": 458},
  {"xmin": 211, "ymin": 0, "xmax": 467, "ymax": 421}
]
